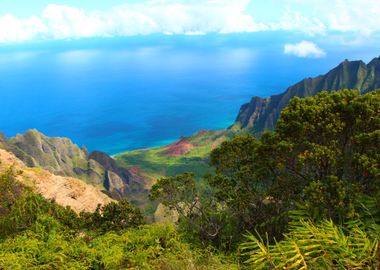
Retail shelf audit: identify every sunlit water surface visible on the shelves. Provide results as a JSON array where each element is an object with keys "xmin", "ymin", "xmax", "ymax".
[{"xmin": 0, "ymin": 34, "xmax": 378, "ymax": 154}]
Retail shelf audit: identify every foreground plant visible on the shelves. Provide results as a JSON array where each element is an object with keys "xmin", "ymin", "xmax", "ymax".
[{"xmin": 241, "ymin": 219, "xmax": 380, "ymax": 269}]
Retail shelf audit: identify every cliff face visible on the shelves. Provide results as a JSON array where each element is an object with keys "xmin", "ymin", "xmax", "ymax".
[
  {"xmin": 235, "ymin": 56, "xmax": 380, "ymax": 133},
  {"xmin": 2, "ymin": 129, "xmax": 105, "ymax": 185},
  {"xmin": 89, "ymin": 151, "xmax": 145, "ymax": 198},
  {"xmin": 0, "ymin": 130, "xmax": 145, "ymax": 200},
  {"xmin": 0, "ymin": 149, "xmax": 114, "ymax": 213}
]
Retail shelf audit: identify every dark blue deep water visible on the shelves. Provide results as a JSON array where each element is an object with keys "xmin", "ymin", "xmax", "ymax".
[{"xmin": 0, "ymin": 33, "xmax": 378, "ymax": 154}]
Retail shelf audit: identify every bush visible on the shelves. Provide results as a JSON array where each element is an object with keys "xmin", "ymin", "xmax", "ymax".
[
  {"xmin": 241, "ymin": 219, "xmax": 380, "ymax": 269},
  {"xmin": 0, "ymin": 223, "xmax": 238, "ymax": 269},
  {"xmin": 80, "ymin": 198, "xmax": 144, "ymax": 233}
]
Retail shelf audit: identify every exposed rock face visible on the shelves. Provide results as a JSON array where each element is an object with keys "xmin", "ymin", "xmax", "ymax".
[
  {"xmin": 2, "ymin": 129, "xmax": 105, "ymax": 185},
  {"xmin": 154, "ymin": 203, "xmax": 179, "ymax": 224},
  {"xmin": 89, "ymin": 151, "xmax": 132, "ymax": 182},
  {"xmin": 236, "ymin": 56, "xmax": 380, "ymax": 133},
  {"xmin": 0, "ymin": 149, "xmax": 113, "ymax": 213},
  {"xmin": 0, "ymin": 130, "xmax": 145, "ymax": 200},
  {"xmin": 0, "ymin": 132, "xmax": 6, "ymax": 143},
  {"xmin": 89, "ymin": 151, "xmax": 145, "ymax": 198}
]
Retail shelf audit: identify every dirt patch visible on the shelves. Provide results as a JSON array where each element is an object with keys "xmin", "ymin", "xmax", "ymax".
[
  {"xmin": 0, "ymin": 149, "xmax": 113, "ymax": 213},
  {"xmin": 163, "ymin": 138, "xmax": 195, "ymax": 156}
]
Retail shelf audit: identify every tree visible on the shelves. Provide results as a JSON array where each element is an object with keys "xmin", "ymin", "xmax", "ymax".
[
  {"xmin": 208, "ymin": 135, "xmax": 286, "ymax": 240},
  {"xmin": 81, "ymin": 198, "xmax": 144, "ymax": 232},
  {"xmin": 152, "ymin": 90, "xmax": 380, "ymax": 249},
  {"xmin": 150, "ymin": 173, "xmax": 197, "ymax": 214},
  {"xmin": 0, "ymin": 169, "xmax": 81, "ymax": 237},
  {"xmin": 265, "ymin": 90, "xmax": 380, "ymax": 222},
  {"xmin": 150, "ymin": 173, "xmax": 230, "ymax": 246},
  {"xmin": 0, "ymin": 168, "xmax": 23, "ymax": 218}
]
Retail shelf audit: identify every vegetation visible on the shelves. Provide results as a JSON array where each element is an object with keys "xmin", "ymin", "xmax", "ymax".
[
  {"xmin": 115, "ymin": 129, "xmax": 234, "ymax": 184},
  {"xmin": 80, "ymin": 198, "xmax": 144, "ymax": 233},
  {"xmin": 1, "ymin": 89, "xmax": 379, "ymax": 269},
  {"xmin": 235, "ymin": 57, "xmax": 380, "ymax": 133},
  {"xmin": 116, "ymin": 129, "xmax": 234, "ymax": 220},
  {"xmin": 241, "ymin": 219, "xmax": 380, "ymax": 269},
  {"xmin": 0, "ymin": 169, "xmax": 237, "ymax": 269},
  {"xmin": 0, "ymin": 218, "xmax": 237, "ymax": 269},
  {"xmin": 151, "ymin": 90, "xmax": 380, "ymax": 267}
]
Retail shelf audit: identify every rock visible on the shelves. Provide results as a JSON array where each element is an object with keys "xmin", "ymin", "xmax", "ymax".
[
  {"xmin": 89, "ymin": 150, "xmax": 132, "ymax": 183},
  {"xmin": 235, "ymin": 56, "xmax": 380, "ymax": 133},
  {"xmin": 154, "ymin": 203, "xmax": 179, "ymax": 224},
  {"xmin": 1, "ymin": 130, "xmax": 147, "ymax": 201},
  {"xmin": 89, "ymin": 150, "xmax": 143, "ymax": 197},
  {"xmin": 4, "ymin": 129, "xmax": 106, "ymax": 185},
  {"xmin": 0, "ymin": 149, "xmax": 114, "ymax": 213},
  {"xmin": 0, "ymin": 132, "xmax": 6, "ymax": 143},
  {"xmin": 104, "ymin": 171, "xmax": 128, "ymax": 199}
]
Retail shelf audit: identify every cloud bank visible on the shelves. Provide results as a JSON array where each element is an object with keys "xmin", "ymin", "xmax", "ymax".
[
  {"xmin": 284, "ymin": 0, "xmax": 380, "ymax": 36},
  {"xmin": 0, "ymin": 0, "xmax": 380, "ymax": 43},
  {"xmin": 284, "ymin": 41, "xmax": 326, "ymax": 58},
  {"xmin": 0, "ymin": 1, "xmax": 267, "ymax": 43}
]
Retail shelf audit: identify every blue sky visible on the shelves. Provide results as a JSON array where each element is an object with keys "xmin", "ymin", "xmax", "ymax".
[
  {"xmin": 0, "ymin": 1, "xmax": 129, "ymax": 17},
  {"xmin": 0, "ymin": 0, "xmax": 379, "ymax": 58}
]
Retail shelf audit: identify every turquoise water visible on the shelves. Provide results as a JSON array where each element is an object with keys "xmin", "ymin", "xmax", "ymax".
[{"xmin": 0, "ymin": 34, "xmax": 378, "ymax": 154}]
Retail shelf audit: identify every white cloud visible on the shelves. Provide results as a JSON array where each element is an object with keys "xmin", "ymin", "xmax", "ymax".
[
  {"xmin": 0, "ymin": 14, "xmax": 47, "ymax": 42},
  {"xmin": 0, "ymin": 1, "xmax": 267, "ymax": 43},
  {"xmin": 278, "ymin": 0, "xmax": 380, "ymax": 37},
  {"xmin": 284, "ymin": 41, "xmax": 326, "ymax": 58},
  {"xmin": 274, "ymin": 9, "xmax": 327, "ymax": 36},
  {"xmin": 325, "ymin": 0, "xmax": 380, "ymax": 36},
  {"xmin": 1, "ymin": 0, "xmax": 380, "ymax": 43}
]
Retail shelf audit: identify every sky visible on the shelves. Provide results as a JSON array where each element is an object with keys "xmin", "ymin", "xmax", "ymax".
[{"xmin": 0, "ymin": 0, "xmax": 380, "ymax": 58}]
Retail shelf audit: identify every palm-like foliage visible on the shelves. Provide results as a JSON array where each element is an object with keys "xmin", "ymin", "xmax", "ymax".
[{"xmin": 241, "ymin": 219, "xmax": 380, "ymax": 269}]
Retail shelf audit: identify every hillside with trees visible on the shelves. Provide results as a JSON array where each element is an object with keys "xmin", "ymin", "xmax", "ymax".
[{"xmin": 1, "ymin": 89, "xmax": 378, "ymax": 269}]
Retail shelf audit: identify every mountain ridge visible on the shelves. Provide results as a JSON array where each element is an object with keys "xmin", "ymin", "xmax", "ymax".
[
  {"xmin": 0, "ymin": 149, "xmax": 114, "ymax": 213},
  {"xmin": 0, "ymin": 129, "xmax": 147, "ymax": 201},
  {"xmin": 235, "ymin": 56, "xmax": 380, "ymax": 132}
]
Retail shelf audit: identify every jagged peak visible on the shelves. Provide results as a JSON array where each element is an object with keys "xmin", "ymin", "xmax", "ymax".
[
  {"xmin": 367, "ymin": 55, "xmax": 380, "ymax": 66},
  {"xmin": 248, "ymin": 95, "xmax": 268, "ymax": 104},
  {"xmin": 335, "ymin": 56, "xmax": 380, "ymax": 68},
  {"xmin": 338, "ymin": 58, "xmax": 365, "ymax": 68},
  {"xmin": 235, "ymin": 55, "xmax": 380, "ymax": 131},
  {"xmin": 12, "ymin": 129, "xmax": 40, "ymax": 139}
]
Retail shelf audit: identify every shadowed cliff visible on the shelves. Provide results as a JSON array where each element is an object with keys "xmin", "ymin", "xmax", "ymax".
[
  {"xmin": 0, "ymin": 129, "xmax": 146, "ymax": 200},
  {"xmin": 235, "ymin": 56, "xmax": 380, "ymax": 133}
]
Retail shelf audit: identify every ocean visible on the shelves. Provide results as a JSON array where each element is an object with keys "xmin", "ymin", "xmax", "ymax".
[{"xmin": 0, "ymin": 33, "xmax": 378, "ymax": 154}]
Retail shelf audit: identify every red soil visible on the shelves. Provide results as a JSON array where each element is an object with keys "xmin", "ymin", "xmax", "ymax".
[{"xmin": 163, "ymin": 138, "xmax": 195, "ymax": 156}]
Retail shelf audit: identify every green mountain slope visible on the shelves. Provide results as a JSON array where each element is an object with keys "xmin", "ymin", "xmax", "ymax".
[
  {"xmin": 0, "ymin": 129, "xmax": 146, "ymax": 201},
  {"xmin": 115, "ymin": 129, "xmax": 235, "ymax": 187},
  {"xmin": 235, "ymin": 56, "xmax": 380, "ymax": 133}
]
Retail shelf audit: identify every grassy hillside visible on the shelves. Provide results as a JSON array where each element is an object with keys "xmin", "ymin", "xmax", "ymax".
[
  {"xmin": 1, "ymin": 90, "xmax": 379, "ymax": 269},
  {"xmin": 0, "ymin": 169, "xmax": 239, "ymax": 269},
  {"xmin": 115, "ymin": 129, "xmax": 236, "ymax": 187},
  {"xmin": 115, "ymin": 129, "xmax": 238, "ymax": 218}
]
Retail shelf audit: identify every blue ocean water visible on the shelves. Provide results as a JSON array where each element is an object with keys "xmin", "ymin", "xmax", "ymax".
[{"xmin": 0, "ymin": 33, "xmax": 378, "ymax": 154}]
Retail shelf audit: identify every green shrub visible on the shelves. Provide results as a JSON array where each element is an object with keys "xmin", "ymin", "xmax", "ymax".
[
  {"xmin": 80, "ymin": 198, "xmax": 144, "ymax": 233},
  {"xmin": 0, "ymin": 223, "xmax": 238, "ymax": 269},
  {"xmin": 241, "ymin": 219, "xmax": 380, "ymax": 269}
]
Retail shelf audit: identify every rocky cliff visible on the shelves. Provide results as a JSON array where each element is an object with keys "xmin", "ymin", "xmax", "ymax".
[
  {"xmin": 235, "ymin": 56, "xmax": 380, "ymax": 133},
  {"xmin": 2, "ymin": 129, "xmax": 105, "ymax": 184},
  {"xmin": 89, "ymin": 151, "xmax": 146, "ymax": 199},
  {"xmin": 0, "ymin": 130, "xmax": 145, "ymax": 200},
  {"xmin": 0, "ymin": 149, "xmax": 114, "ymax": 213}
]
